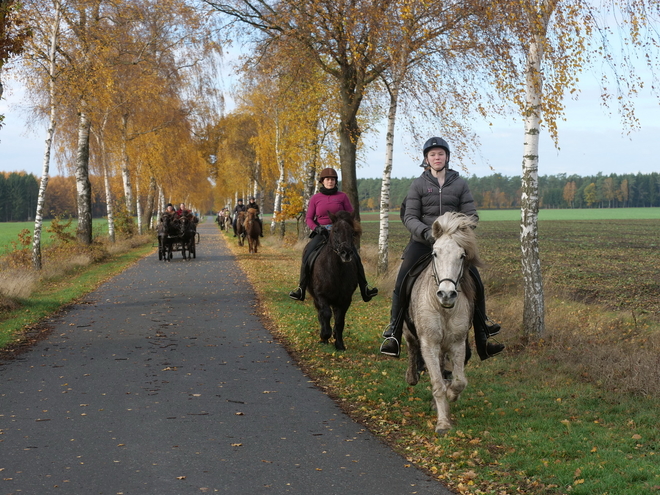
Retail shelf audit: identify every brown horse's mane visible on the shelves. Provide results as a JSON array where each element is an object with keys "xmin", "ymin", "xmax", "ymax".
[{"xmin": 332, "ymin": 210, "xmax": 362, "ymax": 237}]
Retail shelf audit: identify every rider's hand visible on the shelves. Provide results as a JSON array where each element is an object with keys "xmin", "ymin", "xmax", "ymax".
[{"xmin": 424, "ymin": 229, "xmax": 435, "ymax": 244}]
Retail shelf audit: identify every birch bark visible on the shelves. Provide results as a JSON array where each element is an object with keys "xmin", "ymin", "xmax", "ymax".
[
  {"xmin": 520, "ymin": 35, "xmax": 545, "ymax": 338},
  {"xmin": 32, "ymin": 0, "xmax": 62, "ymax": 269},
  {"xmin": 75, "ymin": 105, "xmax": 93, "ymax": 245}
]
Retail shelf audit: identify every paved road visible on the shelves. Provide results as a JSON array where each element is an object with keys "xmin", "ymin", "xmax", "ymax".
[{"xmin": 1, "ymin": 220, "xmax": 452, "ymax": 494}]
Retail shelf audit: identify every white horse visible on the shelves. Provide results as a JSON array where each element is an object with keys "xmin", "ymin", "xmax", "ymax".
[{"xmin": 404, "ymin": 212, "xmax": 482, "ymax": 435}]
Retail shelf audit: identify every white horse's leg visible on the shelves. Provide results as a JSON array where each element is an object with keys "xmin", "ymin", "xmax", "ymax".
[
  {"xmin": 445, "ymin": 339, "xmax": 468, "ymax": 403},
  {"xmin": 419, "ymin": 337, "xmax": 452, "ymax": 434},
  {"xmin": 404, "ymin": 325, "xmax": 420, "ymax": 385}
]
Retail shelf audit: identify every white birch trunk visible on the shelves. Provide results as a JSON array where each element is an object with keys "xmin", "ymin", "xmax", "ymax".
[
  {"xmin": 135, "ymin": 172, "xmax": 143, "ymax": 235},
  {"xmin": 520, "ymin": 36, "xmax": 545, "ymax": 338},
  {"xmin": 32, "ymin": 0, "xmax": 62, "ymax": 270},
  {"xmin": 301, "ymin": 160, "xmax": 316, "ymax": 240},
  {"xmin": 75, "ymin": 105, "xmax": 93, "ymax": 245},
  {"xmin": 377, "ymin": 81, "xmax": 399, "ymax": 276},
  {"xmin": 103, "ymin": 157, "xmax": 115, "ymax": 242},
  {"xmin": 120, "ymin": 114, "xmax": 134, "ymax": 214},
  {"xmin": 270, "ymin": 123, "xmax": 285, "ymax": 236}
]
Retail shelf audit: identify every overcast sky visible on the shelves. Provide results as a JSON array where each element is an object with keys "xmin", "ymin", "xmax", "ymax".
[{"xmin": 1, "ymin": 74, "xmax": 658, "ymax": 181}]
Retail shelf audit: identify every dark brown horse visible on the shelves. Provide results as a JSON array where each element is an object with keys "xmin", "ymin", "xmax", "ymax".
[
  {"xmin": 308, "ymin": 210, "xmax": 361, "ymax": 351},
  {"xmin": 244, "ymin": 208, "xmax": 261, "ymax": 254},
  {"xmin": 236, "ymin": 211, "xmax": 247, "ymax": 246},
  {"xmin": 157, "ymin": 212, "xmax": 178, "ymax": 261}
]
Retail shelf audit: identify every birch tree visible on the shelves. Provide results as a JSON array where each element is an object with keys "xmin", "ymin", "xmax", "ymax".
[
  {"xmin": 487, "ymin": 0, "xmax": 660, "ymax": 338},
  {"xmin": 32, "ymin": 0, "xmax": 63, "ymax": 269}
]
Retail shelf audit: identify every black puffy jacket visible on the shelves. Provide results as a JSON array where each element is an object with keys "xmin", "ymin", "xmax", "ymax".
[{"xmin": 402, "ymin": 169, "xmax": 478, "ymax": 245}]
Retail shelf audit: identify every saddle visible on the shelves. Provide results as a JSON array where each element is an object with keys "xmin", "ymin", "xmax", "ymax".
[{"xmin": 302, "ymin": 231, "xmax": 329, "ymax": 274}]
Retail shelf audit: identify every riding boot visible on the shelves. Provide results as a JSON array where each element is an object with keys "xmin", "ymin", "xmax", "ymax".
[
  {"xmin": 470, "ymin": 266, "xmax": 501, "ymax": 336},
  {"xmin": 289, "ymin": 242, "xmax": 315, "ymax": 301},
  {"xmin": 380, "ymin": 292, "xmax": 404, "ymax": 357},
  {"xmin": 354, "ymin": 248, "xmax": 378, "ymax": 302},
  {"xmin": 288, "ymin": 263, "xmax": 308, "ymax": 301}
]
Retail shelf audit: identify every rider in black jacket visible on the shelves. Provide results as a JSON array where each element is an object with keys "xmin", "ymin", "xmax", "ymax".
[{"xmin": 380, "ymin": 137, "xmax": 505, "ymax": 360}]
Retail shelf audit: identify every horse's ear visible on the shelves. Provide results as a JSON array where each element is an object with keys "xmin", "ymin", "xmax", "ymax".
[
  {"xmin": 328, "ymin": 211, "xmax": 337, "ymax": 223},
  {"xmin": 432, "ymin": 219, "xmax": 443, "ymax": 238}
]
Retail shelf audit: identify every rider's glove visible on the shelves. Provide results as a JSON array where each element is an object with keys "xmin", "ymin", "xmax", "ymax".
[{"xmin": 424, "ymin": 229, "xmax": 435, "ymax": 245}]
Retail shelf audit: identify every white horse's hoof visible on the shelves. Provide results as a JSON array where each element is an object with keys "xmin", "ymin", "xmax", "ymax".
[{"xmin": 435, "ymin": 427, "xmax": 451, "ymax": 436}]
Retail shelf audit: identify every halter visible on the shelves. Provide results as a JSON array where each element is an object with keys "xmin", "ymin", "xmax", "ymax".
[{"xmin": 431, "ymin": 251, "xmax": 465, "ymax": 293}]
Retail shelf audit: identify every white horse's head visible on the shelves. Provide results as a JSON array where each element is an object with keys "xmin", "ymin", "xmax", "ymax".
[{"xmin": 429, "ymin": 212, "xmax": 480, "ymax": 308}]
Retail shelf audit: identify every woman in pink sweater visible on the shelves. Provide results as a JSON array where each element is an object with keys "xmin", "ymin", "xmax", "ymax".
[{"xmin": 289, "ymin": 168, "xmax": 378, "ymax": 303}]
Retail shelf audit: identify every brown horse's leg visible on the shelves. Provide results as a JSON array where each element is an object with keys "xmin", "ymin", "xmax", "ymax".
[
  {"xmin": 332, "ymin": 306, "xmax": 348, "ymax": 351},
  {"xmin": 316, "ymin": 301, "xmax": 332, "ymax": 344}
]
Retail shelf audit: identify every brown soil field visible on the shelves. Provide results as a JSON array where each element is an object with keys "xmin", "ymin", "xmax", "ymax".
[{"xmin": 358, "ymin": 216, "xmax": 660, "ymax": 323}]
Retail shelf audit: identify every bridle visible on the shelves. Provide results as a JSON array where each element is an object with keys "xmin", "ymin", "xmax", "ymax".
[{"xmin": 431, "ymin": 251, "xmax": 465, "ymax": 293}]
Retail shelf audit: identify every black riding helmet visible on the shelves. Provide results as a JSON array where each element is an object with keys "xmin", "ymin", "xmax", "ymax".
[{"xmin": 420, "ymin": 137, "xmax": 450, "ymax": 167}]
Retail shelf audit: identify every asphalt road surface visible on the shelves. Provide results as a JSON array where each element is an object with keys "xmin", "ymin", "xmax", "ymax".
[{"xmin": 1, "ymin": 220, "xmax": 453, "ymax": 494}]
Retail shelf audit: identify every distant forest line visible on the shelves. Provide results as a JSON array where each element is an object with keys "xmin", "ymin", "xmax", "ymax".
[
  {"xmin": 356, "ymin": 171, "xmax": 660, "ymax": 211},
  {"xmin": 1, "ymin": 170, "xmax": 659, "ymax": 222}
]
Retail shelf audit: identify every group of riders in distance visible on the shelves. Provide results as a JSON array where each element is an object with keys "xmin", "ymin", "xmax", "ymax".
[
  {"xmin": 216, "ymin": 196, "xmax": 264, "ymax": 253},
  {"xmin": 157, "ymin": 202, "xmax": 199, "ymax": 261},
  {"xmin": 211, "ymin": 136, "xmax": 506, "ymax": 434}
]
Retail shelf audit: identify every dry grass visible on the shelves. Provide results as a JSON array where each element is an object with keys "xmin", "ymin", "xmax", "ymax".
[
  {"xmin": 489, "ymin": 275, "xmax": 660, "ymax": 398},
  {"xmin": 0, "ymin": 233, "xmax": 153, "ymax": 312}
]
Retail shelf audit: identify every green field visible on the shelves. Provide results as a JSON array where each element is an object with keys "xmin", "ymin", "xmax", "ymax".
[
  {"xmin": 0, "ymin": 219, "xmax": 110, "ymax": 255},
  {"xmin": 354, "ymin": 207, "xmax": 660, "ymax": 222}
]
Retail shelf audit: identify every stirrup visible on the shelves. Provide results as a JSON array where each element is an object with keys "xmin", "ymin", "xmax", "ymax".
[
  {"xmin": 485, "ymin": 318, "xmax": 501, "ymax": 337},
  {"xmin": 380, "ymin": 336, "xmax": 400, "ymax": 357},
  {"xmin": 289, "ymin": 287, "xmax": 304, "ymax": 301},
  {"xmin": 485, "ymin": 338, "xmax": 505, "ymax": 358}
]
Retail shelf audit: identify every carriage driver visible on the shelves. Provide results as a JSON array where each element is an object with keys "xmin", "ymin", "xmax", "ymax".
[
  {"xmin": 232, "ymin": 199, "xmax": 247, "ymax": 237},
  {"xmin": 288, "ymin": 167, "xmax": 378, "ymax": 303},
  {"xmin": 246, "ymin": 196, "xmax": 264, "ymax": 237},
  {"xmin": 379, "ymin": 137, "xmax": 505, "ymax": 360}
]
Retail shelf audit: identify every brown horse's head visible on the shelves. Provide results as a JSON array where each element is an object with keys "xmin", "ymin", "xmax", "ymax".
[{"xmin": 328, "ymin": 210, "xmax": 359, "ymax": 263}]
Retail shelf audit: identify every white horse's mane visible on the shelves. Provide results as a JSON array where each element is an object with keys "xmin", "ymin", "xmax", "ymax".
[{"xmin": 432, "ymin": 212, "xmax": 480, "ymax": 265}]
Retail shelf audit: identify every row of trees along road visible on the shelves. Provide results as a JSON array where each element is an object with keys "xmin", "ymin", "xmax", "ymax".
[
  {"xmin": 2, "ymin": 0, "xmax": 659, "ymax": 338},
  {"xmin": 1, "ymin": 0, "xmax": 222, "ymax": 270},
  {"xmin": 202, "ymin": 0, "xmax": 659, "ymax": 337}
]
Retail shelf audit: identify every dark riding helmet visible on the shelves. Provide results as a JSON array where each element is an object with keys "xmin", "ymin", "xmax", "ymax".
[
  {"xmin": 420, "ymin": 137, "xmax": 450, "ymax": 167},
  {"xmin": 237, "ymin": 198, "xmax": 243, "ymax": 202},
  {"xmin": 318, "ymin": 167, "xmax": 338, "ymax": 183},
  {"xmin": 248, "ymin": 196, "xmax": 255, "ymax": 201},
  {"xmin": 166, "ymin": 203, "xmax": 173, "ymax": 207}
]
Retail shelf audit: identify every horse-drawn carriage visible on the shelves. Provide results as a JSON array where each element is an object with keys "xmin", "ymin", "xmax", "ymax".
[{"xmin": 157, "ymin": 212, "xmax": 199, "ymax": 261}]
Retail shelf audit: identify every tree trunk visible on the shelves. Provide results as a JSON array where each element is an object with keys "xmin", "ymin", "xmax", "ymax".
[
  {"xmin": 142, "ymin": 176, "xmax": 156, "ymax": 232},
  {"xmin": 120, "ymin": 113, "xmax": 134, "ymax": 214},
  {"xmin": 135, "ymin": 174, "xmax": 143, "ymax": 234},
  {"xmin": 32, "ymin": 1, "xmax": 62, "ymax": 269},
  {"xmin": 103, "ymin": 157, "xmax": 115, "ymax": 243},
  {"xmin": 75, "ymin": 108, "xmax": 93, "ymax": 245},
  {"xmin": 520, "ymin": 36, "xmax": 545, "ymax": 339},
  {"xmin": 337, "ymin": 76, "xmax": 363, "ymax": 223},
  {"xmin": 377, "ymin": 81, "xmax": 399, "ymax": 276}
]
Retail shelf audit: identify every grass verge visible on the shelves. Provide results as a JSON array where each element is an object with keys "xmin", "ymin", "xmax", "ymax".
[{"xmin": 221, "ymin": 226, "xmax": 660, "ymax": 495}]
